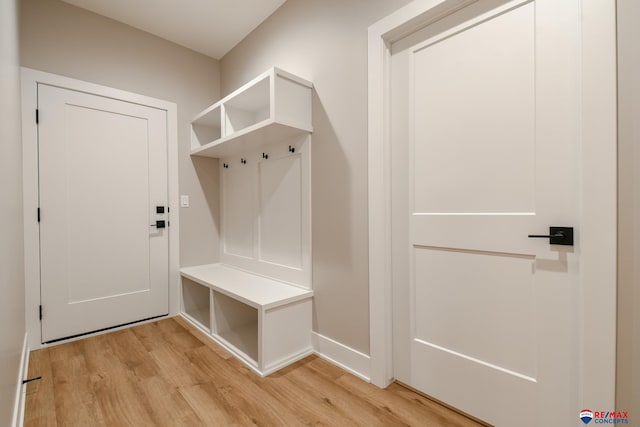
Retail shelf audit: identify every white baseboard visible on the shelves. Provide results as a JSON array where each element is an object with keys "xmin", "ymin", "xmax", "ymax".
[
  {"xmin": 179, "ymin": 314, "xmax": 372, "ymax": 383},
  {"xmin": 311, "ymin": 332, "xmax": 371, "ymax": 382},
  {"xmin": 12, "ymin": 334, "xmax": 29, "ymax": 427}
]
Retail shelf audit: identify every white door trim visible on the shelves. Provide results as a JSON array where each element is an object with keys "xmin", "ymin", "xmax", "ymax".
[
  {"xmin": 21, "ymin": 68, "xmax": 181, "ymax": 350},
  {"xmin": 367, "ymin": 0, "xmax": 617, "ymax": 412}
]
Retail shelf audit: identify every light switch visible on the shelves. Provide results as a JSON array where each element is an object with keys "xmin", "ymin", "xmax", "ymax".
[{"xmin": 180, "ymin": 195, "xmax": 190, "ymax": 208}]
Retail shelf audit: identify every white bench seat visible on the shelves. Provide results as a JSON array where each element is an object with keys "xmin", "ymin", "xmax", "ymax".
[{"xmin": 180, "ymin": 263, "xmax": 313, "ymax": 310}]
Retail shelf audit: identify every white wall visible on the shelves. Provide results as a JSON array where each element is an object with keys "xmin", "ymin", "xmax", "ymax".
[
  {"xmin": 221, "ymin": 0, "xmax": 412, "ymax": 354},
  {"xmin": 616, "ymin": 0, "xmax": 640, "ymax": 413},
  {"xmin": 20, "ymin": 0, "xmax": 222, "ymax": 268},
  {"xmin": 0, "ymin": 0, "xmax": 26, "ymax": 423}
]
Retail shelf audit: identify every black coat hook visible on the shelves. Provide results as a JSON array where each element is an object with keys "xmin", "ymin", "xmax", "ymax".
[
  {"xmin": 241, "ymin": 158, "xmax": 247, "ymax": 165},
  {"xmin": 262, "ymin": 152, "xmax": 269, "ymax": 160},
  {"xmin": 223, "ymin": 163, "xmax": 229, "ymax": 169},
  {"xmin": 288, "ymin": 145, "xmax": 296, "ymax": 153}
]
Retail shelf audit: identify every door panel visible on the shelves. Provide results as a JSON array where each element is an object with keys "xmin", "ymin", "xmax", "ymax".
[
  {"xmin": 411, "ymin": 1, "xmax": 535, "ymax": 214},
  {"xmin": 392, "ymin": 0, "xmax": 580, "ymax": 425},
  {"xmin": 413, "ymin": 247, "xmax": 536, "ymax": 378},
  {"xmin": 39, "ymin": 84, "xmax": 169, "ymax": 342},
  {"xmin": 63, "ymin": 103, "xmax": 150, "ymax": 303}
]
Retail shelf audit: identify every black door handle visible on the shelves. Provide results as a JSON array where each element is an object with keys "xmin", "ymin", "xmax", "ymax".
[
  {"xmin": 528, "ymin": 226, "xmax": 573, "ymax": 246},
  {"xmin": 528, "ymin": 232, "xmax": 565, "ymax": 239}
]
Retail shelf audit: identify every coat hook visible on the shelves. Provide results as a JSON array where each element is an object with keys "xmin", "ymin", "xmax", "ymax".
[
  {"xmin": 241, "ymin": 158, "xmax": 247, "ymax": 165},
  {"xmin": 288, "ymin": 145, "xmax": 295, "ymax": 153},
  {"xmin": 262, "ymin": 152, "xmax": 269, "ymax": 160},
  {"xmin": 223, "ymin": 163, "xmax": 229, "ymax": 169}
]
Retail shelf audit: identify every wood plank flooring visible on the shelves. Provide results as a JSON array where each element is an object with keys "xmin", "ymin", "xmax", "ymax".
[{"xmin": 24, "ymin": 317, "xmax": 484, "ymax": 426}]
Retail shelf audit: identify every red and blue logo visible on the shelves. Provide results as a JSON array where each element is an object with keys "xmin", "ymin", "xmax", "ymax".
[
  {"xmin": 581, "ymin": 409, "xmax": 594, "ymax": 424},
  {"xmin": 580, "ymin": 409, "xmax": 630, "ymax": 424}
]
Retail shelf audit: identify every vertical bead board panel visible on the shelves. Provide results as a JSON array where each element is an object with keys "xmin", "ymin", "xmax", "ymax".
[
  {"xmin": 220, "ymin": 137, "xmax": 311, "ymax": 289},
  {"xmin": 222, "ymin": 159, "xmax": 257, "ymax": 259},
  {"xmin": 259, "ymin": 153, "xmax": 303, "ymax": 268}
]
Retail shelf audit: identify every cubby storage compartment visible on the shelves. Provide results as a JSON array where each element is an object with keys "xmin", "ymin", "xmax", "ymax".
[
  {"xmin": 181, "ymin": 278, "xmax": 211, "ymax": 332},
  {"xmin": 213, "ymin": 290, "xmax": 258, "ymax": 363},
  {"xmin": 224, "ymin": 76, "xmax": 270, "ymax": 134},
  {"xmin": 191, "ymin": 105, "xmax": 222, "ymax": 150}
]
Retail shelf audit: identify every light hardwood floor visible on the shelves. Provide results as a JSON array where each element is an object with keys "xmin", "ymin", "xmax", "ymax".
[{"xmin": 24, "ymin": 317, "xmax": 484, "ymax": 426}]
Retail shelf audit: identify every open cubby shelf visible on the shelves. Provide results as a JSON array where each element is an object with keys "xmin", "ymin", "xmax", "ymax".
[
  {"xmin": 190, "ymin": 67, "xmax": 312, "ymax": 158},
  {"xmin": 181, "ymin": 278, "xmax": 211, "ymax": 332}
]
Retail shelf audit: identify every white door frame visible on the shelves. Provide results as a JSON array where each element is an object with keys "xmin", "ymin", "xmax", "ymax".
[
  {"xmin": 367, "ymin": 0, "xmax": 617, "ymax": 411},
  {"xmin": 21, "ymin": 68, "xmax": 181, "ymax": 350}
]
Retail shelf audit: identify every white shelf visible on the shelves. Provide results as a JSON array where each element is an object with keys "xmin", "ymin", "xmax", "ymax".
[
  {"xmin": 190, "ymin": 67, "xmax": 312, "ymax": 158},
  {"xmin": 181, "ymin": 263, "xmax": 312, "ymax": 310},
  {"xmin": 191, "ymin": 120, "xmax": 309, "ymax": 158}
]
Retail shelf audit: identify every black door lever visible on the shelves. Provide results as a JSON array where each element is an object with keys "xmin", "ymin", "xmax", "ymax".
[{"xmin": 528, "ymin": 226, "xmax": 573, "ymax": 246}]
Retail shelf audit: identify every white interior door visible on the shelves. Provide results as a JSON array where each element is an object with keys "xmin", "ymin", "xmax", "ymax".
[
  {"xmin": 391, "ymin": 1, "xmax": 581, "ymax": 425},
  {"xmin": 38, "ymin": 83, "xmax": 169, "ymax": 343}
]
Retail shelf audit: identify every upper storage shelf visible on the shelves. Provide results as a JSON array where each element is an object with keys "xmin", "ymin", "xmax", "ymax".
[{"xmin": 190, "ymin": 68, "xmax": 313, "ymax": 158}]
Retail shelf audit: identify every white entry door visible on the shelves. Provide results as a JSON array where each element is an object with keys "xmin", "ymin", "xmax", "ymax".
[
  {"xmin": 38, "ymin": 84, "xmax": 169, "ymax": 343},
  {"xmin": 391, "ymin": 1, "xmax": 581, "ymax": 425}
]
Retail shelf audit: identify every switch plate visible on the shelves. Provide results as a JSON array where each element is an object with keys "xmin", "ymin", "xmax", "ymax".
[{"xmin": 180, "ymin": 195, "xmax": 190, "ymax": 208}]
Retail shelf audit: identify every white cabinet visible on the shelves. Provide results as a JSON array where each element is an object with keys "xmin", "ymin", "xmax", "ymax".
[
  {"xmin": 190, "ymin": 67, "xmax": 312, "ymax": 158},
  {"xmin": 183, "ymin": 68, "xmax": 313, "ymax": 376}
]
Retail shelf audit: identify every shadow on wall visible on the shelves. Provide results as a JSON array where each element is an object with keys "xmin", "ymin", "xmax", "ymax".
[
  {"xmin": 192, "ymin": 156, "xmax": 220, "ymax": 235},
  {"xmin": 311, "ymin": 89, "xmax": 352, "ymax": 330}
]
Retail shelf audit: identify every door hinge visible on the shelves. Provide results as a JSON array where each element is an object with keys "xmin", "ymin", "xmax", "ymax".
[
  {"xmin": 39, "ymin": 305, "xmax": 43, "ymax": 320},
  {"xmin": 37, "ymin": 208, "xmax": 40, "ymax": 223},
  {"xmin": 36, "ymin": 109, "xmax": 39, "ymax": 124}
]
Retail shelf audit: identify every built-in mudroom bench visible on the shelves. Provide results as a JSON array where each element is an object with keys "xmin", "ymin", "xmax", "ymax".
[
  {"xmin": 181, "ymin": 67, "xmax": 313, "ymax": 376},
  {"xmin": 181, "ymin": 264, "xmax": 313, "ymax": 376}
]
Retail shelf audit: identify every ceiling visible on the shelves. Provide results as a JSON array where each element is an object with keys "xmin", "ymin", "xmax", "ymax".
[{"xmin": 61, "ymin": 0, "xmax": 287, "ymax": 59}]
